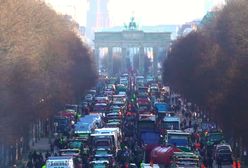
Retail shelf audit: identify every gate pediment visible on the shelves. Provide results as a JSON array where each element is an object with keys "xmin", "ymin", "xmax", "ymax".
[{"xmin": 122, "ymin": 31, "xmax": 144, "ymax": 40}]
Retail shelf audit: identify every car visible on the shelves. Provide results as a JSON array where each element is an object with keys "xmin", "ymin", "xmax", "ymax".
[
  {"xmin": 88, "ymin": 89, "xmax": 97, "ymax": 97},
  {"xmin": 214, "ymin": 144, "xmax": 233, "ymax": 164},
  {"xmin": 85, "ymin": 94, "xmax": 94, "ymax": 102}
]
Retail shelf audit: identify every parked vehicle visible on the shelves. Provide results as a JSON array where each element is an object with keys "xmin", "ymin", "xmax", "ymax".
[{"xmin": 214, "ymin": 144, "xmax": 233, "ymax": 164}]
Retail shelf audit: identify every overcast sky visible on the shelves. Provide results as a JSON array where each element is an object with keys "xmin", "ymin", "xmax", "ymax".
[{"xmin": 45, "ymin": 0, "xmax": 225, "ymax": 26}]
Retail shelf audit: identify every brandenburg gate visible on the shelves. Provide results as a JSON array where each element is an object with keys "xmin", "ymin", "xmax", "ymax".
[{"xmin": 94, "ymin": 18, "xmax": 171, "ymax": 76}]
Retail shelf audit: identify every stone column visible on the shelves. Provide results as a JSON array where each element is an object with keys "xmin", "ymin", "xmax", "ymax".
[
  {"xmin": 139, "ymin": 46, "xmax": 145, "ymax": 75},
  {"xmin": 94, "ymin": 47, "xmax": 100, "ymax": 73},
  {"xmin": 108, "ymin": 47, "xmax": 113, "ymax": 75},
  {"xmin": 121, "ymin": 47, "xmax": 127, "ymax": 73},
  {"xmin": 153, "ymin": 47, "xmax": 158, "ymax": 77}
]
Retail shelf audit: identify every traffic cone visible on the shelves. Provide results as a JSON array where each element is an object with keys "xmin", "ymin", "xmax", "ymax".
[
  {"xmin": 233, "ymin": 160, "xmax": 237, "ymax": 168},
  {"xmin": 237, "ymin": 160, "xmax": 241, "ymax": 168}
]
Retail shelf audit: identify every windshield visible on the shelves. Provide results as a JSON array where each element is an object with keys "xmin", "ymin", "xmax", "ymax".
[
  {"xmin": 54, "ymin": 118, "xmax": 69, "ymax": 125},
  {"xmin": 150, "ymin": 88, "xmax": 159, "ymax": 93},
  {"xmin": 68, "ymin": 141, "xmax": 82, "ymax": 149},
  {"xmin": 138, "ymin": 121, "xmax": 155, "ymax": 130},
  {"xmin": 208, "ymin": 133, "xmax": 223, "ymax": 142},
  {"xmin": 218, "ymin": 149, "xmax": 232, "ymax": 154},
  {"xmin": 65, "ymin": 105, "xmax": 77, "ymax": 111},
  {"xmin": 138, "ymin": 87, "xmax": 148, "ymax": 93},
  {"xmin": 156, "ymin": 103, "xmax": 169, "ymax": 111},
  {"xmin": 138, "ymin": 105, "xmax": 150, "ymax": 112},
  {"xmin": 113, "ymin": 97, "xmax": 124, "ymax": 102},
  {"xmin": 168, "ymin": 134, "xmax": 189, "ymax": 146},
  {"xmin": 95, "ymin": 140, "xmax": 111, "ymax": 147},
  {"xmin": 94, "ymin": 105, "xmax": 107, "ymax": 112},
  {"xmin": 93, "ymin": 163, "xmax": 107, "ymax": 168},
  {"xmin": 162, "ymin": 121, "xmax": 180, "ymax": 130},
  {"xmin": 60, "ymin": 150, "xmax": 80, "ymax": 155}
]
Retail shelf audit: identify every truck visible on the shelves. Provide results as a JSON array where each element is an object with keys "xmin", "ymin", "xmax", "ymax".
[
  {"xmin": 53, "ymin": 116, "xmax": 71, "ymax": 134},
  {"xmin": 94, "ymin": 127, "xmax": 121, "ymax": 150},
  {"xmin": 201, "ymin": 130, "xmax": 224, "ymax": 146},
  {"xmin": 161, "ymin": 116, "xmax": 180, "ymax": 130},
  {"xmin": 138, "ymin": 114, "xmax": 160, "ymax": 143},
  {"xmin": 115, "ymin": 84, "xmax": 127, "ymax": 94},
  {"xmin": 149, "ymin": 86, "xmax": 160, "ymax": 98},
  {"xmin": 165, "ymin": 130, "xmax": 192, "ymax": 152},
  {"xmin": 135, "ymin": 75, "xmax": 145, "ymax": 90},
  {"xmin": 90, "ymin": 133, "xmax": 119, "ymax": 155},
  {"xmin": 74, "ymin": 114, "xmax": 103, "ymax": 141},
  {"xmin": 154, "ymin": 102, "xmax": 170, "ymax": 114},
  {"xmin": 137, "ymin": 114, "xmax": 161, "ymax": 162}
]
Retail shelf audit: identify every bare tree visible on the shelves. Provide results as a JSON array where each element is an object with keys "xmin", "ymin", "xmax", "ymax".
[{"xmin": 0, "ymin": 0, "xmax": 97, "ymax": 144}]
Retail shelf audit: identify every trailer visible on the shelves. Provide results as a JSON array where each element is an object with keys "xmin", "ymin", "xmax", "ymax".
[{"xmin": 150, "ymin": 146, "xmax": 181, "ymax": 167}]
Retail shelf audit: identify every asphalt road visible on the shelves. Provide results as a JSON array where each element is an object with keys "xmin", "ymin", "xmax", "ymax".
[{"xmin": 213, "ymin": 162, "xmax": 232, "ymax": 168}]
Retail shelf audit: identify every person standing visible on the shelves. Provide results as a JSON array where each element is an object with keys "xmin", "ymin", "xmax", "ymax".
[
  {"xmin": 26, "ymin": 159, "xmax": 33, "ymax": 168},
  {"xmin": 207, "ymin": 157, "xmax": 213, "ymax": 168},
  {"xmin": 216, "ymin": 156, "xmax": 222, "ymax": 168}
]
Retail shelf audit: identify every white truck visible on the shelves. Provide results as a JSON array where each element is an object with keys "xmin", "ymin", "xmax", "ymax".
[
  {"xmin": 94, "ymin": 127, "xmax": 122, "ymax": 145},
  {"xmin": 91, "ymin": 132, "xmax": 119, "ymax": 155}
]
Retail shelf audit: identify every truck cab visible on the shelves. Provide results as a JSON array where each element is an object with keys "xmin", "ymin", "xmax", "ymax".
[
  {"xmin": 165, "ymin": 130, "xmax": 192, "ymax": 152},
  {"xmin": 161, "ymin": 116, "xmax": 180, "ymax": 130},
  {"xmin": 91, "ymin": 133, "xmax": 118, "ymax": 155}
]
